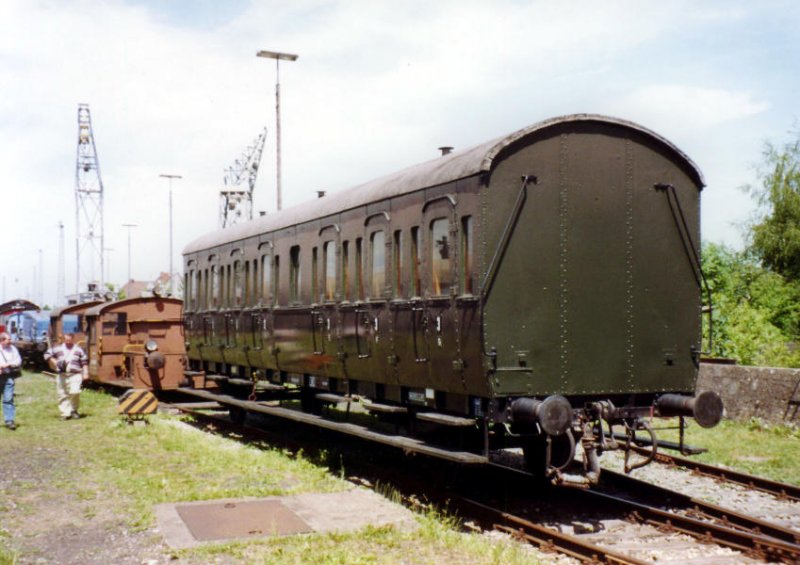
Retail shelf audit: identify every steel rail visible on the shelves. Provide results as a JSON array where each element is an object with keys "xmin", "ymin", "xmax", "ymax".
[
  {"xmin": 460, "ymin": 497, "xmax": 647, "ymax": 565},
  {"xmin": 600, "ymin": 469, "xmax": 800, "ymax": 546},
  {"xmin": 167, "ymin": 402, "xmax": 650, "ymax": 563},
  {"xmin": 580, "ymin": 488, "xmax": 800, "ymax": 564},
  {"xmin": 167, "ymin": 401, "xmax": 799, "ymax": 564},
  {"xmin": 629, "ymin": 444, "xmax": 800, "ymax": 502}
]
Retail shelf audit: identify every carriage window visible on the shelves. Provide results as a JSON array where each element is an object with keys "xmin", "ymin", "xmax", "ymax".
[
  {"xmin": 226, "ymin": 264, "xmax": 233, "ymax": 306},
  {"xmin": 312, "ymin": 247, "xmax": 319, "ymax": 302},
  {"xmin": 461, "ymin": 216, "xmax": 473, "ymax": 294},
  {"xmin": 430, "ymin": 218, "xmax": 452, "ymax": 296},
  {"xmin": 411, "ymin": 226, "xmax": 421, "ymax": 297},
  {"xmin": 324, "ymin": 240, "xmax": 336, "ymax": 301},
  {"xmin": 341, "ymin": 240, "xmax": 350, "ymax": 301},
  {"xmin": 102, "ymin": 312, "xmax": 127, "ymax": 336},
  {"xmin": 234, "ymin": 260, "xmax": 243, "ymax": 305},
  {"xmin": 370, "ymin": 230, "xmax": 385, "ymax": 298},
  {"xmin": 202, "ymin": 268, "xmax": 209, "ymax": 309},
  {"xmin": 273, "ymin": 255, "xmax": 280, "ymax": 305},
  {"xmin": 193, "ymin": 270, "xmax": 200, "ymax": 308},
  {"xmin": 393, "ymin": 230, "xmax": 403, "ymax": 297},
  {"xmin": 290, "ymin": 246, "xmax": 301, "ymax": 303},
  {"xmin": 243, "ymin": 261, "xmax": 250, "ymax": 305},
  {"xmin": 62, "ymin": 314, "xmax": 78, "ymax": 336},
  {"xmin": 355, "ymin": 237, "xmax": 364, "ymax": 300},
  {"xmin": 261, "ymin": 254, "xmax": 271, "ymax": 304},
  {"xmin": 184, "ymin": 272, "xmax": 191, "ymax": 310},
  {"xmin": 251, "ymin": 259, "xmax": 258, "ymax": 305},
  {"xmin": 211, "ymin": 265, "xmax": 220, "ymax": 308}
]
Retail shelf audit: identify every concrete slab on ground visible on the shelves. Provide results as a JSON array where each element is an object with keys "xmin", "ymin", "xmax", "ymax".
[{"xmin": 154, "ymin": 487, "xmax": 416, "ymax": 549}]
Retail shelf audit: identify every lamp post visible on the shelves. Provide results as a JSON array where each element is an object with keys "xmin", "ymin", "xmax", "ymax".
[
  {"xmin": 122, "ymin": 223, "xmax": 137, "ymax": 283},
  {"xmin": 159, "ymin": 174, "xmax": 182, "ymax": 294},
  {"xmin": 256, "ymin": 49, "xmax": 298, "ymax": 212}
]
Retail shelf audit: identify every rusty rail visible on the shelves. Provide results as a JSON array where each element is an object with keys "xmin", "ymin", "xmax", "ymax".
[
  {"xmin": 580, "ymin": 489, "xmax": 800, "ymax": 564},
  {"xmin": 460, "ymin": 497, "xmax": 647, "ymax": 565},
  {"xmin": 601, "ymin": 469, "xmax": 800, "ymax": 546},
  {"xmin": 167, "ymin": 398, "xmax": 800, "ymax": 564},
  {"xmin": 630, "ymin": 444, "xmax": 800, "ymax": 502}
]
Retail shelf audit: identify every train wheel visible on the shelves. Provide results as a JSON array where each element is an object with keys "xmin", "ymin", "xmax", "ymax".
[{"xmin": 229, "ymin": 406, "xmax": 247, "ymax": 425}]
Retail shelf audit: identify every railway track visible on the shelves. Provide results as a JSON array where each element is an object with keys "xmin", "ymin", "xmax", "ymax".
[
  {"xmin": 598, "ymin": 469, "xmax": 800, "ymax": 546},
  {"xmin": 627, "ymin": 444, "xmax": 800, "ymax": 502},
  {"xmin": 162, "ymin": 397, "xmax": 800, "ymax": 564}
]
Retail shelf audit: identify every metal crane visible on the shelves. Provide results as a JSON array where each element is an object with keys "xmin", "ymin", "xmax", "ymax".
[{"xmin": 219, "ymin": 128, "xmax": 267, "ymax": 228}]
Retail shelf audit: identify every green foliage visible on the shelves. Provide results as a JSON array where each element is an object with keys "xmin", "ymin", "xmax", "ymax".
[
  {"xmin": 657, "ymin": 418, "xmax": 800, "ymax": 485},
  {"xmin": 702, "ymin": 242, "xmax": 800, "ymax": 367},
  {"xmin": 746, "ymin": 129, "xmax": 800, "ymax": 281}
]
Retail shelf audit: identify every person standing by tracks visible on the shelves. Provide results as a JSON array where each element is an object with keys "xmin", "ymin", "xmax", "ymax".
[
  {"xmin": 0, "ymin": 331, "xmax": 22, "ymax": 430},
  {"xmin": 44, "ymin": 332, "xmax": 88, "ymax": 420}
]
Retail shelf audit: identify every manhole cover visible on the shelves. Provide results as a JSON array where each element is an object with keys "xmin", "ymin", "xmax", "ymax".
[{"xmin": 176, "ymin": 499, "xmax": 312, "ymax": 541}]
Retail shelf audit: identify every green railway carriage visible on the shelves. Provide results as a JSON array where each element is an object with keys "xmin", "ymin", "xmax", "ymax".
[{"xmin": 182, "ymin": 114, "xmax": 721, "ymax": 483}]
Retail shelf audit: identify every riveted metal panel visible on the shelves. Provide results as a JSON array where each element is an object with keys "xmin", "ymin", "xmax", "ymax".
[{"xmin": 484, "ymin": 121, "xmax": 701, "ymax": 396}]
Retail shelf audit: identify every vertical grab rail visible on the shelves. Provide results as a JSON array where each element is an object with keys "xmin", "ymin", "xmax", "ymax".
[
  {"xmin": 480, "ymin": 175, "xmax": 537, "ymax": 360},
  {"xmin": 654, "ymin": 183, "xmax": 713, "ymax": 355}
]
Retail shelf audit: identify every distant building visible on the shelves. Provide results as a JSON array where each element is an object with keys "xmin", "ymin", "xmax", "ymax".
[{"xmin": 120, "ymin": 272, "xmax": 172, "ymax": 299}]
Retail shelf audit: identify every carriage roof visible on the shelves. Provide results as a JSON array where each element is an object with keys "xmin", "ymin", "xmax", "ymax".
[{"xmin": 184, "ymin": 114, "xmax": 703, "ymax": 255}]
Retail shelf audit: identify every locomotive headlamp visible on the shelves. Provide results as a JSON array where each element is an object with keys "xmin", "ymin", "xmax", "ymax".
[{"xmin": 145, "ymin": 340, "xmax": 158, "ymax": 353}]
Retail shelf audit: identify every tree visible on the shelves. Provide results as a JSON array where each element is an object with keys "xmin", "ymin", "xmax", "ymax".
[
  {"xmin": 702, "ymin": 242, "xmax": 800, "ymax": 367},
  {"xmin": 747, "ymin": 129, "xmax": 800, "ymax": 281}
]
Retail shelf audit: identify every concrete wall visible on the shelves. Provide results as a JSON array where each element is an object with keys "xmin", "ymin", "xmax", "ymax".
[{"xmin": 697, "ymin": 363, "xmax": 800, "ymax": 424}]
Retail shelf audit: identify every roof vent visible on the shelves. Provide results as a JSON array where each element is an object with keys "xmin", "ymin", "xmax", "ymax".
[
  {"xmin": 317, "ymin": 190, "xmax": 327, "ymax": 198},
  {"xmin": 438, "ymin": 146, "xmax": 453, "ymax": 156}
]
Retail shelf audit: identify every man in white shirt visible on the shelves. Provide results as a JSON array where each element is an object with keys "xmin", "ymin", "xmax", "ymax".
[{"xmin": 44, "ymin": 333, "xmax": 89, "ymax": 420}]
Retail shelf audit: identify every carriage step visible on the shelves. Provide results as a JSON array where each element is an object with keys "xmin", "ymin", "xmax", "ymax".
[
  {"xmin": 171, "ymin": 401, "xmax": 221, "ymax": 410},
  {"xmin": 178, "ymin": 388, "xmax": 487, "ymax": 465},
  {"xmin": 362, "ymin": 401, "xmax": 408, "ymax": 414},
  {"xmin": 227, "ymin": 378, "xmax": 255, "ymax": 387},
  {"xmin": 316, "ymin": 393, "xmax": 350, "ymax": 404},
  {"xmin": 416, "ymin": 412, "xmax": 476, "ymax": 427},
  {"xmin": 204, "ymin": 375, "xmax": 284, "ymax": 391},
  {"xmin": 204, "ymin": 374, "xmax": 227, "ymax": 382}
]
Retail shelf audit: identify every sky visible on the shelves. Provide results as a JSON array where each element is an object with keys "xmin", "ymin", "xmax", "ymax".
[{"xmin": 1, "ymin": 0, "xmax": 798, "ymax": 307}]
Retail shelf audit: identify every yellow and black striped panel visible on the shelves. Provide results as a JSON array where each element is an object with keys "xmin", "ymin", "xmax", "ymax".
[{"xmin": 117, "ymin": 389, "xmax": 158, "ymax": 415}]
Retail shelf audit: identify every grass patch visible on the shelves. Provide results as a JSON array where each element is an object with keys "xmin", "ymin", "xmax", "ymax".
[
  {"xmin": 644, "ymin": 417, "xmax": 800, "ymax": 485},
  {"xmin": 1, "ymin": 373, "xmax": 546, "ymax": 563},
  {"xmin": 180, "ymin": 510, "xmax": 537, "ymax": 564},
  {"xmin": 3, "ymin": 372, "xmax": 343, "ymax": 529}
]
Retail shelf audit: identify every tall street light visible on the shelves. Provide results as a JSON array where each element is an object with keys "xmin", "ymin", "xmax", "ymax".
[
  {"xmin": 122, "ymin": 223, "xmax": 137, "ymax": 283},
  {"xmin": 256, "ymin": 49, "xmax": 298, "ymax": 212},
  {"xmin": 159, "ymin": 174, "xmax": 182, "ymax": 295}
]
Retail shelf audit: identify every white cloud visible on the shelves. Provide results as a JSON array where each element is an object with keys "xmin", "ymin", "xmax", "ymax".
[
  {"xmin": 609, "ymin": 85, "xmax": 769, "ymax": 130},
  {"xmin": 0, "ymin": 0, "xmax": 796, "ymax": 305}
]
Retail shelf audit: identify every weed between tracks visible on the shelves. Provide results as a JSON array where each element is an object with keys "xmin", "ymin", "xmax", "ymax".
[{"xmin": 0, "ymin": 373, "xmax": 540, "ymax": 564}]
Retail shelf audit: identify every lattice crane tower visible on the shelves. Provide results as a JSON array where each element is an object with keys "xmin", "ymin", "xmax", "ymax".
[
  {"xmin": 74, "ymin": 103, "xmax": 105, "ymax": 294},
  {"xmin": 219, "ymin": 127, "xmax": 267, "ymax": 228}
]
